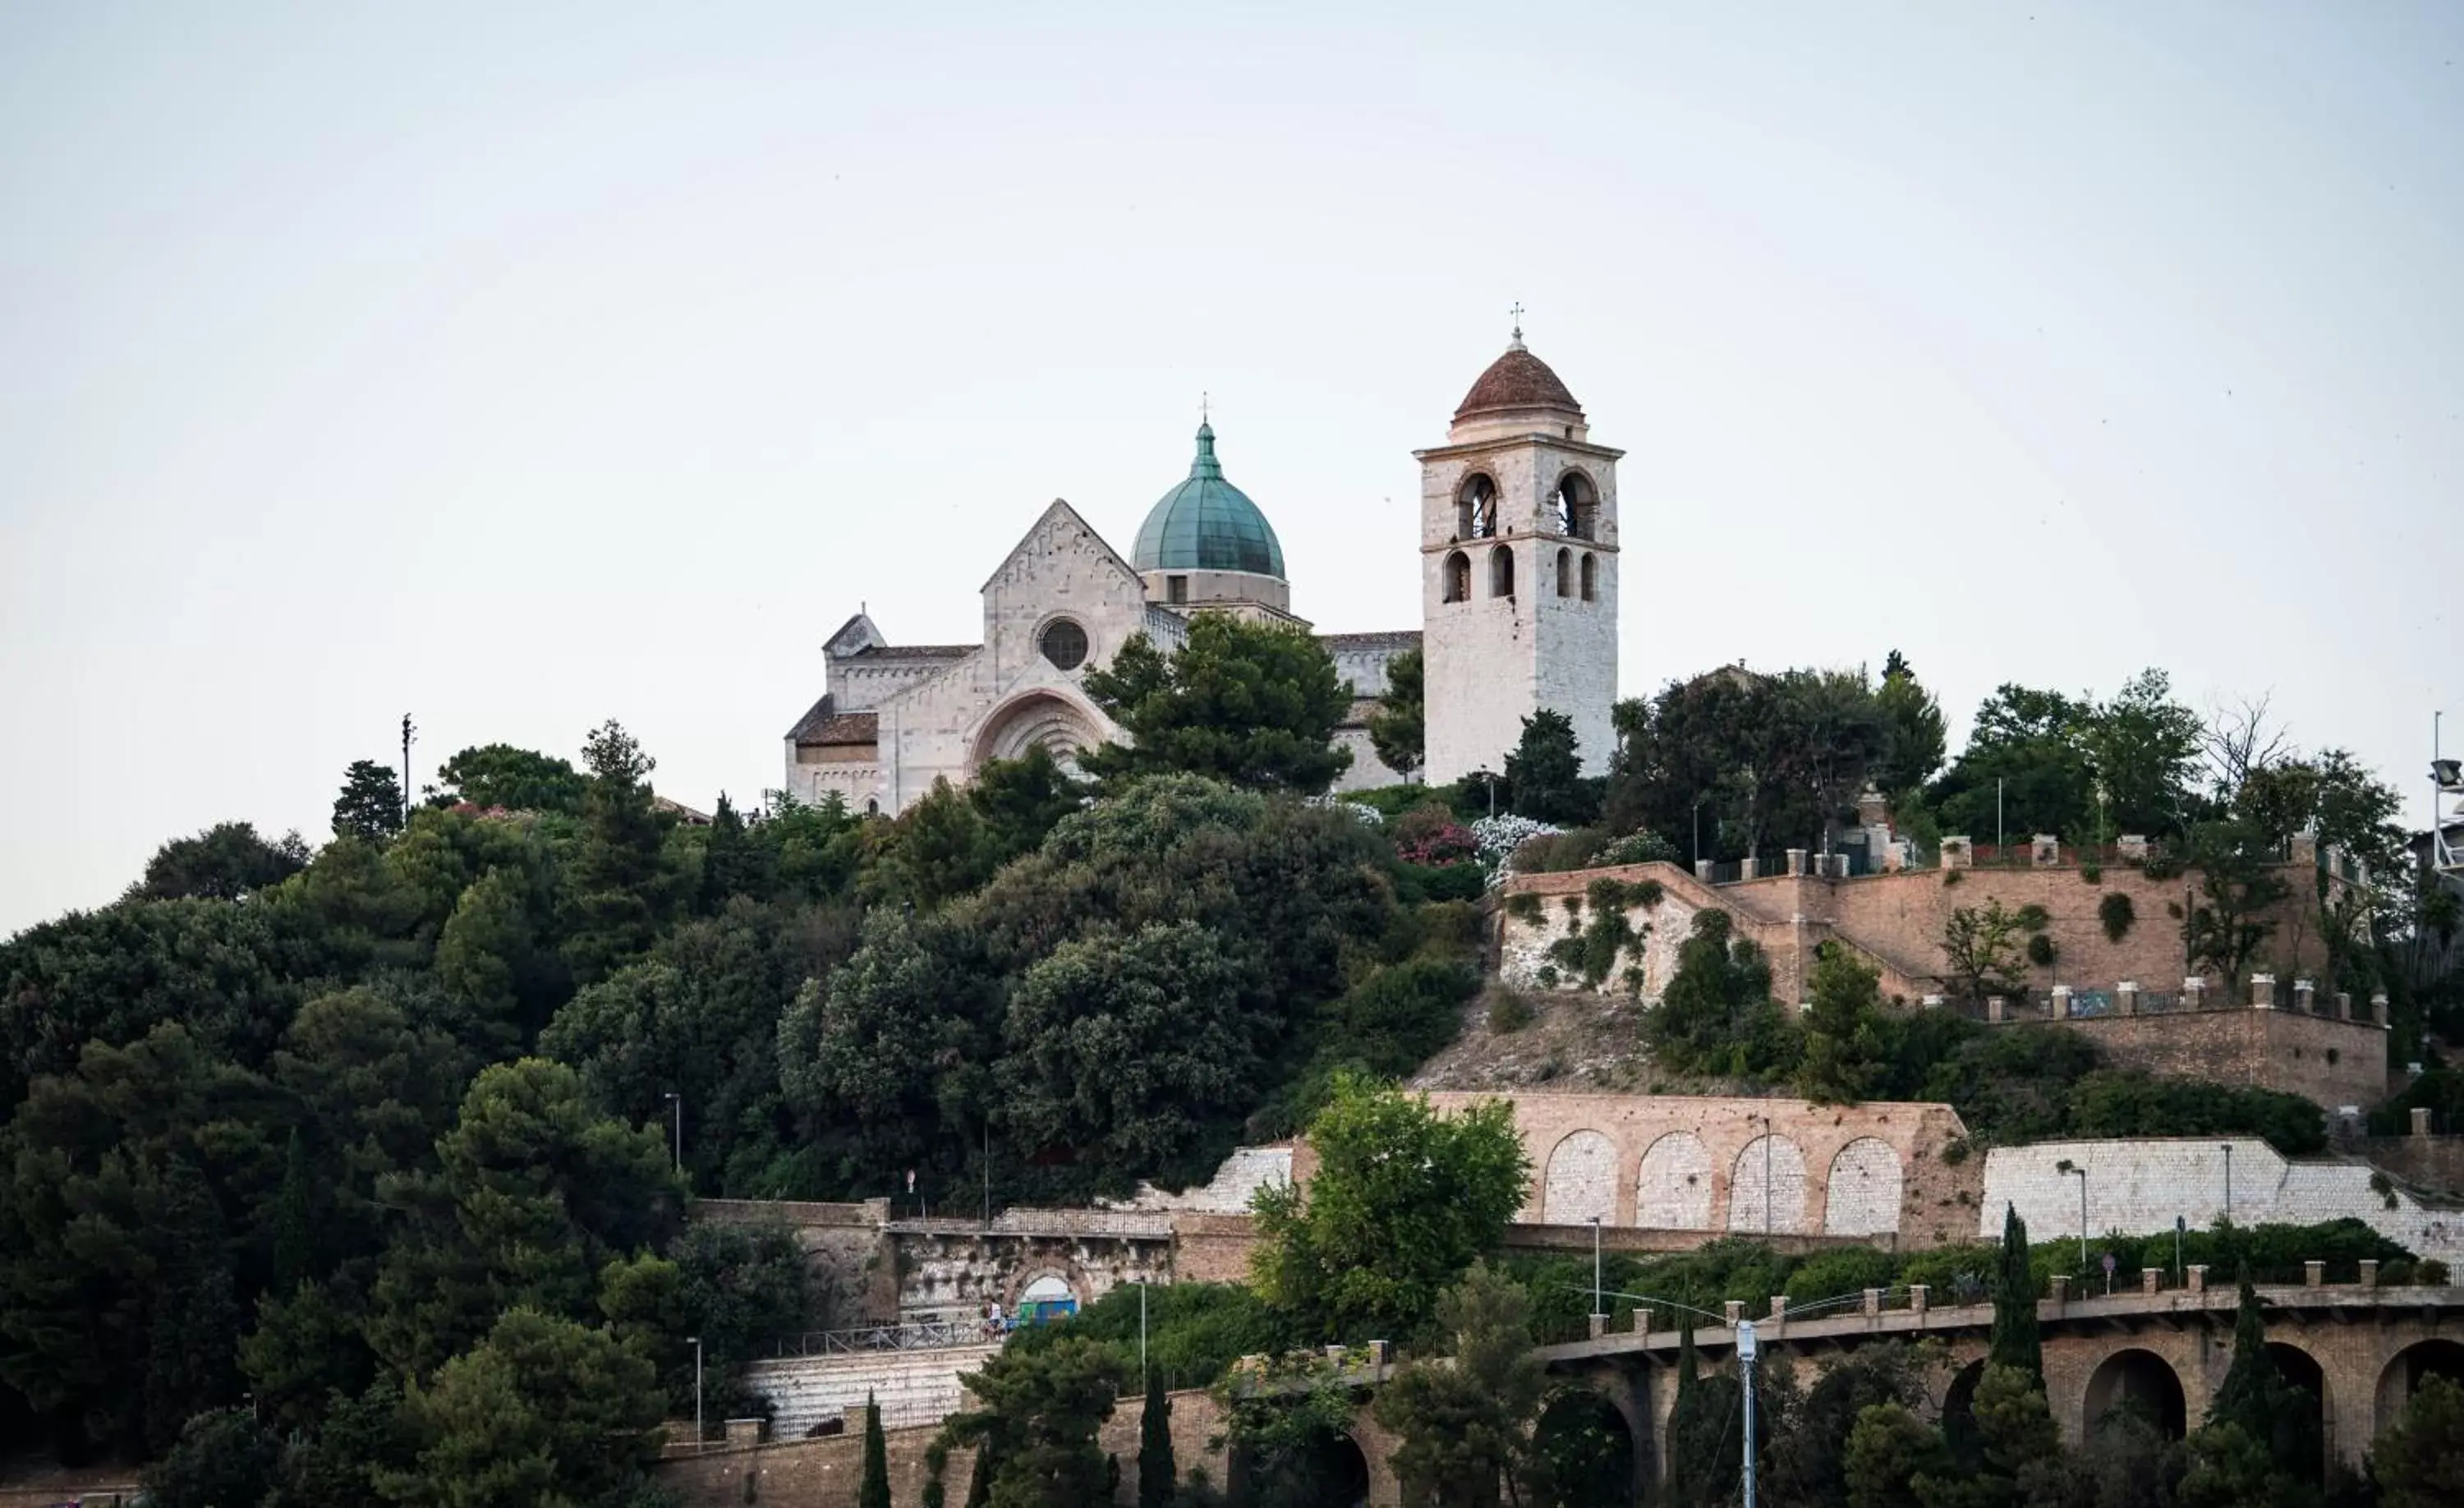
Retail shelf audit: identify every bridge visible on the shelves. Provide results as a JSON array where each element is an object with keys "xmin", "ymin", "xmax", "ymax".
[{"xmin": 1519, "ymin": 1268, "xmax": 2464, "ymax": 1504}]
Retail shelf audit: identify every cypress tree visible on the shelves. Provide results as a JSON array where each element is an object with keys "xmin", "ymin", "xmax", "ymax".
[
  {"xmin": 1137, "ymin": 1365, "xmax": 1175, "ymax": 1508},
  {"xmin": 860, "ymin": 1391, "xmax": 893, "ymax": 1508},
  {"xmin": 2206, "ymin": 1277, "xmax": 2320, "ymax": 1485},
  {"xmin": 271, "ymin": 1129, "xmax": 315, "ymax": 1292},
  {"xmin": 1988, "ymin": 1203, "xmax": 2043, "ymax": 1383}
]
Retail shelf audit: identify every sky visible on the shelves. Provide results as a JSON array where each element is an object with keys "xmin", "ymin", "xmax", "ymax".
[{"xmin": 2, "ymin": 2, "xmax": 2460, "ymax": 936}]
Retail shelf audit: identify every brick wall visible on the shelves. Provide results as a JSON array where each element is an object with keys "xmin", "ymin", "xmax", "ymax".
[
  {"xmin": 1998, "ymin": 1008, "xmax": 2385, "ymax": 1113},
  {"xmin": 1383, "ymin": 1092, "xmax": 1979, "ymax": 1248}
]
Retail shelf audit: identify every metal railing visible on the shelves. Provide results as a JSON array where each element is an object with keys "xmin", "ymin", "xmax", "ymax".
[{"xmin": 775, "ymin": 1318, "xmax": 996, "ymax": 1358}]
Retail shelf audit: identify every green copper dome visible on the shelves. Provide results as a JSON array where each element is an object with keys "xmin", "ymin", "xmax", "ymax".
[{"xmin": 1131, "ymin": 422, "xmax": 1285, "ymax": 577}]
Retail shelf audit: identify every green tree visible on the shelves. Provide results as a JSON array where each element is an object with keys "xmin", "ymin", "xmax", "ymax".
[
  {"xmin": 935, "ymin": 1334, "xmax": 1129, "ymax": 1508},
  {"xmin": 1873, "ymin": 651, "xmax": 1947, "ymax": 798},
  {"xmin": 1368, "ymin": 646, "xmax": 1426, "ymax": 782},
  {"xmin": 997, "ymin": 920, "xmax": 1274, "ymax": 1192},
  {"xmin": 1988, "ymin": 1205, "xmax": 2041, "ymax": 1383},
  {"xmin": 696, "ymin": 792, "xmax": 761, "ymax": 912},
  {"xmin": 1082, "ymin": 615, "xmax": 1352, "ymax": 795},
  {"xmin": 335, "ymin": 759, "xmax": 409, "ymax": 842},
  {"xmin": 1799, "ymin": 942, "xmax": 1886, "ymax": 1104},
  {"xmin": 2185, "ymin": 818, "xmax": 2293, "ymax": 987},
  {"xmin": 1249, "ymin": 1075, "xmax": 1529, "ymax": 1341},
  {"xmin": 2081, "ymin": 669, "xmax": 2204, "ymax": 840},
  {"xmin": 381, "ymin": 1307, "xmax": 667, "ymax": 1508},
  {"xmin": 1928, "ymin": 685, "xmax": 2097, "ymax": 846},
  {"xmin": 432, "ymin": 743, "xmax": 588, "ymax": 814},
  {"xmin": 1372, "ymin": 1262, "xmax": 1545, "ymax": 1508},
  {"xmin": 240, "ymin": 1277, "xmax": 375, "ymax": 1434},
  {"xmin": 142, "ymin": 1405, "xmax": 283, "ymax": 1508},
  {"xmin": 562, "ymin": 720, "xmax": 677, "ymax": 984},
  {"xmin": 1137, "ymin": 1365, "xmax": 1175, "ymax": 1508},
  {"xmin": 2376, "ymin": 1373, "xmax": 2464, "ymax": 1508},
  {"xmin": 1762, "ymin": 1344, "xmax": 1928, "ymax": 1508},
  {"xmin": 271, "ymin": 1127, "xmax": 317, "ymax": 1291},
  {"xmin": 134, "ymin": 821, "xmax": 311, "ymax": 901},
  {"xmin": 1940, "ymin": 899, "xmax": 2030, "ymax": 1001},
  {"xmin": 433, "ymin": 867, "xmax": 544, "ymax": 1055},
  {"xmin": 2201, "ymin": 1280, "xmax": 2319, "ymax": 1490},
  {"xmin": 1914, "ymin": 1363, "xmax": 2067, "ymax": 1508},
  {"xmin": 1844, "ymin": 1402, "xmax": 1947, "ymax": 1508},
  {"xmin": 1645, "ymin": 908, "xmax": 1795, "ymax": 1078},
  {"xmin": 865, "ymin": 779, "xmax": 1000, "ymax": 911},
  {"xmin": 1506, "ymin": 709, "xmax": 1591, "ymax": 825},
  {"xmin": 862, "ymin": 1390, "xmax": 894, "ymax": 1508},
  {"xmin": 967, "ymin": 746, "xmax": 1087, "ymax": 866},
  {"xmin": 1665, "ymin": 1324, "xmax": 1740, "ymax": 1508},
  {"xmin": 141, "ymin": 1156, "xmax": 246, "ymax": 1452}
]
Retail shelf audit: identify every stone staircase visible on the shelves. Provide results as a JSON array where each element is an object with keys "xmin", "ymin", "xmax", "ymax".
[{"xmin": 743, "ymin": 1343, "xmax": 1002, "ymax": 1437}]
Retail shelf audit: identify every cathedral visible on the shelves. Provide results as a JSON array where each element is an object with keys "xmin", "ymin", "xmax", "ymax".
[{"xmin": 782, "ymin": 330, "xmax": 1623, "ymax": 814}]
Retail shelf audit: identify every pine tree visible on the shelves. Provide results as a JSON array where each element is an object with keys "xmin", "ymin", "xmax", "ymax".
[
  {"xmin": 1988, "ymin": 1203, "xmax": 2043, "ymax": 1383},
  {"xmin": 861, "ymin": 1390, "xmax": 894, "ymax": 1508},
  {"xmin": 1137, "ymin": 1365, "xmax": 1175, "ymax": 1508}
]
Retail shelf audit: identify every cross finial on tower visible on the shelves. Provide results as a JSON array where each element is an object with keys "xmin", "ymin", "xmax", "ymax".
[
  {"xmin": 1201, "ymin": 390, "xmax": 1209, "ymax": 423},
  {"xmin": 1509, "ymin": 302, "xmax": 1526, "ymax": 349}
]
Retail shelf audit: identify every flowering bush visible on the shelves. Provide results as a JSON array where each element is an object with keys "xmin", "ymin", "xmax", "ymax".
[
  {"xmin": 1593, "ymin": 830, "xmax": 1680, "ymax": 867},
  {"xmin": 1392, "ymin": 803, "xmax": 1479, "ymax": 866},
  {"xmin": 1305, "ymin": 796, "xmax": 1386, "ymax": 828},
  {"xmin": 1471, "ymin": 814, "xmax": 1562, "ymax": 870}
]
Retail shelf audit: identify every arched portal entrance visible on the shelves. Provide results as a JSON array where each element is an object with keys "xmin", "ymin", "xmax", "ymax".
[
  {"xmin": 2375, "ymin": 1337, "xmax": 2464, "ymax": 1439},
  {"xmin": 2084, "ymin": 1348, "xmax": 2188, "ymax": 1440},
  {"xmin": 1942, "ymin": 1359, "xmax": 1987, "ymax": 1462},
  {"xmin": 970, "ymin": 690, "xmax": 1104, "ymax": 774},
  {"xmin": 2264, "ymin": 1342, "xmax": 2331, "ymax": 1482},
  {"xmin": 1529, "ymin": 1389, "xmax": 1634, "ymax": 1507}
]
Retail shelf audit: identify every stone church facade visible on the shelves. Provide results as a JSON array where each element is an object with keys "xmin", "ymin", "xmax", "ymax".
[{"xmin": 783, "ymin": 332, "xmax": 1621, "ymax": 814}]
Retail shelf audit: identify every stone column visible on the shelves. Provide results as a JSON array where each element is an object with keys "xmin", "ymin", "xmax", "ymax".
[
  {"xmin": 2033, "ymin": 835, "xmax": 2060, "ymax": 867},
  {"xmin": 1722, "ymin": 1300, "xmax": 1744, "ymax": 1327},
  {"xmin": 2183, "ymin": 977, "xmax": 2205, "ymax": 1010},
  {"xmin": 1786, "ymin": 848, "xmax": 1806, "ymax": 877},
  {"xmin": 1988, "ymin": 996, "xmax": 2007, "ymax": 1023},
  {"xmin": 2361, "ymin": 1259, "xmax": 2380, "ymax": 1288},
  {"xmin": 1694, "ymin": 859, "xmax": 1713, "ymax": 882},
  {"xmin": 2187, "ymin": 1265, "xmax": 2208, "ymax": 1294},
  {"xmin": 2051, "ymin": 986, "xmax": 2073, "ymax": 1020},
  {"xmin": 2373, "ymin": 992, "xmax": 2391, "ymax": 1027},
  {"xmin": 1740, "ymin": 857, "xmax": 1758, "ymax": 880},
  {"xmin": 2117, "ymin": 982, "xmax": 2140, "ymax": 1016},
  {"xmin": 2250, "ymin": 973, "xmax": 2276, "ymax": 1009},
  {"xmin": 2141, "ymin": 1268, "xmax": 2161, "ymax": 1295},
  {"xmin": 1909, "ymin": 1285, "xmax": 1929, "ymax": 1315},
  {"xmin": 1863, "ymin": 1289, "xmax": 1882, "ymax": 1317},
  {"xmin": 1588, "ymin": 1314, "xmax": 1607, "ymax": 1339},
  {"xmin": 2337, "ymin": 992, "xmax": 2353, "ymax": 1021},
  {"xmin": 2294, "ymin": 979, "xmax": 2316, "ymax": 1014},
  {"xmin": 2050, "ymin": 1276, "xmax": 2070, "ymax": 1306},
  {"xmin": 1769, "ymin": 1296, "xmax": 1789, "ymax": 1323},
  {"xmin": 1942, "ymin": 837, "xmax": 1972, "ymax": 870},
  {"xmin": 1630, "ymin": 1308, "xmax": 1651, "ymax": 1340},
  {"xmin": 2305, "ymin": 1261, "xmax": 2324, "ymax": 1287},
  {"xmin": 2413, "ymin": 1107, "xmax": 2434, "ymax": 1138}
]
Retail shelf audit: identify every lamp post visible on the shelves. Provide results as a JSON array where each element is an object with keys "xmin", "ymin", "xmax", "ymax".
[
  {"xmin": 687, "ymin": 1334, "xmax": 704, "ymax": 1451},
  {"xmin": 1738, "ymin": 1319, "xmax": 1761, "ymax": 1508},
  {"xmin": 661, "ymin": 1091, "xmax": 683, "ymax": 1177},
  {"xmin": 2221, "ymin": 1143, "xmax": 2232, "ymax": 1225},
  {"xmin": 1758, "ymin": 1115, "xmax": 1774, "ymax": 1240},
  {"xmin": 2062, "ymin": 1165, "xmax": 2088, "ymax": 1270},
  {"xmin": 1589, "ymin": 1216, "xmax": 1604, "ymax": 1325}
]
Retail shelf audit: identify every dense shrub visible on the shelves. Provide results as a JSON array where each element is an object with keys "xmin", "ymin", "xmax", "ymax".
[
  {"xmin": 2066, "ymin": 1070, "xmax": 2327, "ymax": 1154},
  {"xmin": 2099, "ymin": 890, "xmax": 2136, "ymax": 941}
]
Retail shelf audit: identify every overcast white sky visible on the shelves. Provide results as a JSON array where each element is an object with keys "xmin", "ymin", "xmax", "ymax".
[{"xmin": 3, "ymin": 2, "xmax": 2460, "ymax": 936}]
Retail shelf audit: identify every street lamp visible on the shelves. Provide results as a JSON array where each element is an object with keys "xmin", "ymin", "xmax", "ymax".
[
  {"xmin": 687, "ymin": 1334, "xmax": 704, "ymax": 1451},
  {"xmin": 2062, "ymin": 1165, "xmax": 2089, "ymax": 1270},
  {"xmin": 2220, "ymin": 1143, "xmax": 2232, "ymax": 1226},
  {"xmin": 1589, "ymin": 1216, "xmax": 1605, "ymax": 1325},
  {"xmin": 1738, "ymin": 1319, "xmax": 1761, "ymax": 1508},
  {"xmin": 1758, "ymin": 1115, "xmax": 1774, "ymax": 1240},
  {"xmin": 661, "ymin": 1091, "xmax": 683, "ymax": 1178}
]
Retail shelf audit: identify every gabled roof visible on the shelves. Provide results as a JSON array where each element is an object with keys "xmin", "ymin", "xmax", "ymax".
[
  {"xmin": 979, "ymin": 499, "xmax": 1142, "ymax": 594},
  {"xmin": 785, "ymin": 693, "xmax": 883, "ymax": 746}
]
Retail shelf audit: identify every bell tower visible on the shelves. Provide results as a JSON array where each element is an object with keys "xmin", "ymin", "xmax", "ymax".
[{"xmin": 1418, "ymin": 321, "xmax": 1620, "ymax": 785}]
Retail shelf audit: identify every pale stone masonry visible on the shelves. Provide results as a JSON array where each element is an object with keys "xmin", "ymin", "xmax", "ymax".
[
  {"xmin": 784, "ymin": 333, "xmax": 1622, "ymax": 812},
  {"xmin": 1980, "ymin": 1138, "xmax": 2464, "ymax": 1264}
]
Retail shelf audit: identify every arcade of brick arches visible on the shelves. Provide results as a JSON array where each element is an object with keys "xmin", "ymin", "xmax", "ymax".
[{"xmin": 657, "ymin": 1274, "xmax": 2464, "ymax": 1506}]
